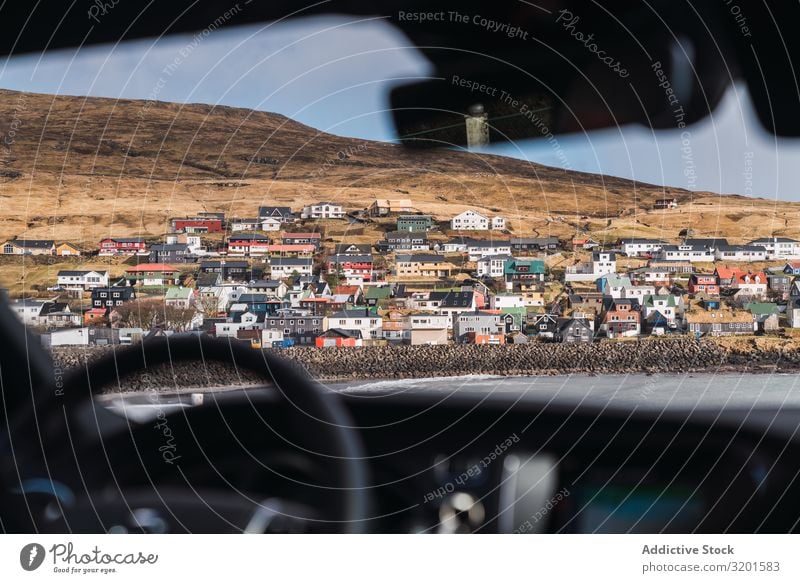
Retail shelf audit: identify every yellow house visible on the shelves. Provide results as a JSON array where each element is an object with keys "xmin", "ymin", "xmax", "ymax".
[
  {"xmin": 56, "ymin": 242, "xmax": 83, "ymax": 256},
  {"xmin": 394, "ymin": 253, "xmax": 454, "ymax": 279}
]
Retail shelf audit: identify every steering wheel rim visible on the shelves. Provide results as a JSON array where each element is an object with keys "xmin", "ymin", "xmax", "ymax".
[{"xmin": 7, "ymin": 334, "xmax": 371, "ymax": 533}]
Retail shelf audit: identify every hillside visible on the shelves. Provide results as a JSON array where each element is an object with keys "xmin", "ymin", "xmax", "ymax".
[{"xmin": 0, "ymin": 88, "xmax": 796, "ymax": 246}]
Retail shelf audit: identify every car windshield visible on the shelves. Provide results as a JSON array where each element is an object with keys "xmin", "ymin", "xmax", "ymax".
[{"xmin": 0, "ymin": 14, "xmax": 797, "ymax": 406}]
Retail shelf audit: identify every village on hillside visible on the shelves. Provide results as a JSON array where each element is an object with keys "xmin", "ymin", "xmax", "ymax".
[{"xmin": 3, "ymin": 196, "xmax": 799, "ymax": 349}]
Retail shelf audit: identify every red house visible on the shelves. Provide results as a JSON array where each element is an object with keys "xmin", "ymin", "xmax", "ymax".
[
  {"xmin": 170, "ymin": 217, "xmax": 223, "ymax": 233},
  {"xmin": 327, "ymin": 254, "xmax": 374, "ymax": 282},
  {"xmin": 688, "ymin": 273, "xmax": 720, "ymax": 297},
  {"xmin": 226, "ymin": 233, "xmax": 271, "ymax": 256},
  {"xmin": 99, "ymin": 237, "xmax": 147, "ymax": 256},
  {"xmin": 315, "ymin": 328, "xmax": 362, "ymax": 347}
]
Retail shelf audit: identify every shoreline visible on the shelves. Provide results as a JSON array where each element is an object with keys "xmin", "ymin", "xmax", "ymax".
[{"xmin": 48, "ymin": 338, "xmax": 800, "ymax": 392}]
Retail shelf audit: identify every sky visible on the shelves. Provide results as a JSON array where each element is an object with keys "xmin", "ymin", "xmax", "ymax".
[{"xmin": 0, "ymin": 15, "xmax": 796, "ymax": 201}]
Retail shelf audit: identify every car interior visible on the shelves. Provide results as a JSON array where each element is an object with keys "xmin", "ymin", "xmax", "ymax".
[{"xmin": 2, "ymin": 1, "xmax": 800, "ymax": 534}]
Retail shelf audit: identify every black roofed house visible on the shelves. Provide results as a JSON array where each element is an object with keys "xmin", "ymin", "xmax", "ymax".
[
  {"xmin": 713, "ymin": 244, "xmax": 767, "ymax": 262},
  {"xmin": 2, "ymin": 239, "xmax": 55, "ymax": 255},
  {"xmin": 334, "ymin": 243, "xmax": 372, "ymax": 256},
  {"xmin": 377, "ymin": 231, "xmax": 429, "ymax": 253},
  {"xmin": 554, "ymin": 317, "xmax": 594, "ymax": 343},
  {"xmin": 91, "ymin": 286, "xmax": 136, "ymax": 309},
  {"xmin": 149, "ymin": 243, "xmax": 191, "ymax": 264},
  {"xmin": 527, "ymin": 312, "xmax": 559, "ymax": 338},
  {"xmin": 510, "ymin": 237, "xmax": 560, "ymax": 252},
  {"xmin": 198, "ymin": 260, "xmax": 252, "ymax": 282},
  {"xmin": 40, "ymin": 302, "xmax": 81, "ymax": 328},
  {"xmin": 247, "ymin": 279, "xmax": 288, "ymax": 298},
  {"xmin": 257, "ymin": 206, "xmax": 294, "ymax": 223},
  {"xmin": 429, "ymin": 291, "xmax": 477, "ymax": 325}
]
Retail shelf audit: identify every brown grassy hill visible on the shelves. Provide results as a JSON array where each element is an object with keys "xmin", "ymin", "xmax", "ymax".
[{"xmin": 0, "ymin": 88, "xmax": 796, "ymax": 246}]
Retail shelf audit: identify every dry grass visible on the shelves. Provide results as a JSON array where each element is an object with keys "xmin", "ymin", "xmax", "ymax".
[{"xmin": 1, "ymin": 88, "xmax": 797, "ymax": 252}]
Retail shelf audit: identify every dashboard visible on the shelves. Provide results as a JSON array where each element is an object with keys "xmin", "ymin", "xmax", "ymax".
[{"xmin": 46, "ymin": 386, "xmax": 800, "ymax": 534}]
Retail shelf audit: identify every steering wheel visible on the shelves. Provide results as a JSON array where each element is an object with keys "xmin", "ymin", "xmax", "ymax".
[{"xmin": 1, "ymin": 335, "xmax": 371, "ymax": 533}]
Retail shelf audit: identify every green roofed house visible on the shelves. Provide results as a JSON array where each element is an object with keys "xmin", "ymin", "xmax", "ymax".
[
  {"xmin": 397, "ymin": 215, "xmax": 433, "ymax": 232},
  {"xmin": 165, "ymin": 287, "xmax": 195, "ymax": 309},
  {"xmin": 745, "ymin": 302, "xmax": 780, "ymax": 333},
  {"xmin": 365, "ymin": 286, "xmax": 392, "ymax": 306},
  {"xmin": 503, "ymin": 258, "xmax": 545, "ymax": 291}
]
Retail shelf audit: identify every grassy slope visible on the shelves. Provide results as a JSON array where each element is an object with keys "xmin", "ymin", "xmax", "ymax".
[{"xmin": 1, "ymin": 88, "xmax": 795, "ymax": 249}]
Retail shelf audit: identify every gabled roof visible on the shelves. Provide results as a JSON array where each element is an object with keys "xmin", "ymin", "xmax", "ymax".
[
  {"xmin": 620, "ymin": 238, "xmax": 666, "ymax": 244},
  {"xmin": 642, "ymin": 294, "xmax": 676, "ymax": 308},
  {"xmin": 395, "ymin": 253, "xmax": 447, "ymax": 263},
  {"xmin": 57, "ymin": 269, "xmax": 107, "ymax": 277},
  {"xmin": 150, "ymin": 243, "xmax": 190, "ymax": 251},
  {"xmin": 238, "ymin": 293, "xmax": 270, "ymax": 303},
  {"xmin": 330, "ymin": 309, "xmax": 381, "ymax": 319},
  {"xmin": 429, "ymin": 290, "xmax": 474, "ymax": 307},
  {"xmin": 125, "ymin": 263, "xmax": 178, "ymax": 272},
  {"xmin": 283, "ymin": 232, "xmax": 321, "ymax": 239},
  {"xmin": 257, "ymin": 206, "xmax": 293, "ymax": 216},
  {"xmin": 466, "ymin": 239, "xmax": 512, "ymax": 248},
  {"xmin": 365, "ymin": 286, "xmax": 392, "ymax": 300},
  {"xmin": 5, "ymin": 239, "xmax": 55, "ymax": 248},
  {"xmin": 228, "ymin": 233, "xmax": 270, "ymax": 241},
  {"xmin": 248, "ymin": 279, "xmax": 284, "ymax": 289},
  {"xmin": 386, "ymin": 230, "xmax": 428, "ymax": 240},
  {"xmin": 745, "ymin": 302, "xmax": 779, "ymax": 316},
  {"xmin": 270, "ymin": 257, "xmax": 313, "ymax": 266},
  {"xmin": 165, "ymin": 287, "xmax": 193, "ymax": 300},
  {"xmin": 334, "ymin": 243, "xmax": 371, "ymax": 254},
  {"xmin": 750, "ymin": 237, "xmax": 799, "ymax": 243},
  {"xmin": 320, "ymin": 328, "xmax": 362, "ymax": 339}
]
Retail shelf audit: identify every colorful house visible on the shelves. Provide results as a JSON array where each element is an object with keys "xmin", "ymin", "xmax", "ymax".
[
  {"xmin": 125, "ymin": 264, "xmax": 179, "ymax": 286},
  {"xmin": 99, "ymin": 237, "xmax": 147, "ymax": 256}
]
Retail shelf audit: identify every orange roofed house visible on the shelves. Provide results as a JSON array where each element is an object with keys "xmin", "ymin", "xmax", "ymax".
[{"xmin": 125, "ymin": 264, "xmax": 180, "ymax": 287}]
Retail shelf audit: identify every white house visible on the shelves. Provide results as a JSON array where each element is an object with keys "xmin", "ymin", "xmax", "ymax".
[
  {"xmin": 714, "ymin": 245, "xmax": 768, "ymax": 262},
  {"xmin": 748, "ymin": 237, "xmax": 800, "ymax": 259},
  {"xmin": 215, "ymin": 311, "xmax": 263, "ymax": 339},
  {"xmin": 269, "ymin": 258, "xmax": 313, "ymax": 279},
  {"xmin": 325, "ymin": 310, "xmax": 383, "ymax": 339},
  {"xmin": 491, "ymin": 216, "xmax": 506, "ymax": 230},
  {"xmin": 489, "ymin": 294, "xmax": 525, "ymax": 309},
  {"xmin": 641, "ymin": 294, "xmax": 678, "ymax": 325},
  {"xmin": 467, "ymin": 241, "xmax": 512, "ymax": 261},
  {"xmin": 42, "ymin": 327, "xmax": 91, "ymax": 347},
  {"xmin": 658, "ymin": 245, "xmax": 714, "ymax": 262},
  {"xmin": 300, "ymin": 202, "xmax": 344, "ymax": 219},
  {"xmin": 451, "ymin": 210, "xmax": 489, "ymax": 231},
  {"xmin": 57, "ymin": 270, "xmax": 109, "ymax": 290},
  {"xmin": 408, "ymin": 313, "xmax": 450, "ymax": 345},
  {"xmin": 10, "ymin": 300, "xmax": 45, "ymax": 326},
  {"xmin": 565, "ymin": 251, "xmax": 617, "ymax": 282},
  {"xmin": 476, "ymin": 255, "xmax": 513, "ymax": 278},
  {"xmin": 620, "ymin": 238, "xmax": 665, "ymax": 257}
]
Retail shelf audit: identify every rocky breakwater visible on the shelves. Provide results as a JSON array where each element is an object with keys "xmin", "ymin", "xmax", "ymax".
[
  {"xmin": 49, "ymin": 337, "xmax": 800, "ymax": 392},
  {"xmin": 280, "ymin": 338, "xmax": 730, "ymax": 381}
]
